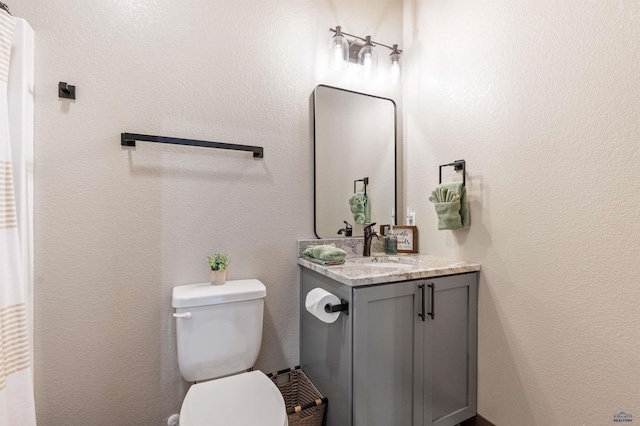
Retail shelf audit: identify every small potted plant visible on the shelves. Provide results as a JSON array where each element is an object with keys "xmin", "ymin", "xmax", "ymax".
[{"xmin": 207, "ymin": 252, "xmax": 230, "ymax": 285}]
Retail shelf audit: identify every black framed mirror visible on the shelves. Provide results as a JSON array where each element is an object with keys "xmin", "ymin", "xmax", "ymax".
[{"xmin": 313, "ymin": 85, "xmax": 397, "ymax": 238}]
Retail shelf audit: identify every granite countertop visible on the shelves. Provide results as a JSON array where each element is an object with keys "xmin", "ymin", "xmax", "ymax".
[{"xmin": 298, "ymin": 253, "xmax": 480, "ymax": 287}]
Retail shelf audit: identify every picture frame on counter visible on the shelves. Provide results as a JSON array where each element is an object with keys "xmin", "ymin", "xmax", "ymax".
[{"xmin": 379, "ymin": 225, "xmax": 419, "ymax": 253}]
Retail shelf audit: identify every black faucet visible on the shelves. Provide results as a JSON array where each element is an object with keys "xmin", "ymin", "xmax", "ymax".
[
  {"xmin": 337, "ymin": 221, "xmax": 353, "ymax": 237},
  {"xmin": 363, "ymin": 223, "xmax": 381, "ymax": 257}
]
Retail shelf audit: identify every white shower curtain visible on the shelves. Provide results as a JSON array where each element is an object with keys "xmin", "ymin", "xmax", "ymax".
[{"xmin": 0, "ymin": 9, "xmax": 36, "ymax": 425}]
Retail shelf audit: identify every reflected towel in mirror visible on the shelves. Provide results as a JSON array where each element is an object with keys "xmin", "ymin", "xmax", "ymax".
[{"xmin": 349, "ymin": 192, "xmax": 370, "ymax": 225}]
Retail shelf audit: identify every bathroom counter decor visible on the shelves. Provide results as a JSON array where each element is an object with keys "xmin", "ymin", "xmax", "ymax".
[
  {"xmin": 298, "ymin": 253, "xmax": 479, "ymax": 287},
  {"xmin": 379, "ymin": 225, "xmax": 418, "ymax": 253}
]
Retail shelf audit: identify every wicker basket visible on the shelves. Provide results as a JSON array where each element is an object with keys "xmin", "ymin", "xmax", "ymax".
[{"xmin": 267, "ymin": 366, "xmax": 327, "ymax": 426}]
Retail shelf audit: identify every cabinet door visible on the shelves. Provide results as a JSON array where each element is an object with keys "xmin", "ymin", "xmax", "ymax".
[
  {"xmin": 423, "ymin": 273, "xmax": 478, "ymax": 426},
  {"xmin": 352, "ymin": 281, "xmax": 423, "ymax": 426}
]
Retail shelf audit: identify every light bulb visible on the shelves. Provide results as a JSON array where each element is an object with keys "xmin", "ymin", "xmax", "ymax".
[
  {"xmin": 357, "ymin": 36, "xmax": 378, "ymax": 79},
  {"xmin": 388, "ymin": 44, "xmax": 402, "ymax": 84},
  {"xmin": 328, "ymin": 26, "xmax": 349, "ymax": 71},
  {"xmin": 364, "ymin": 53, "xmax": 371, "ymax": 67}
]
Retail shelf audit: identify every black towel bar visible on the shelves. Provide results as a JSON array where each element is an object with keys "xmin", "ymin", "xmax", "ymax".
[
  {"xmin": 121, "ymin": 133, "xmax": 264, "ymax": 158},
  {"xmin": 439, "ymin": 159, "xmax": 465, "ymax": 186}
]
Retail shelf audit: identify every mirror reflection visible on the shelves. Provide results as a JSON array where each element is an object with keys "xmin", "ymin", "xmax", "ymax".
[{"xmin": 313, "ymin": 85, "xmax": 397, "ymax": 238}]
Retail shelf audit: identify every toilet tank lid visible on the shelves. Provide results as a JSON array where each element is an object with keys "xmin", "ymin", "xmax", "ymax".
[{"xmin": 172, "ymin": 279, "xmax": 266, "ymax": 308}]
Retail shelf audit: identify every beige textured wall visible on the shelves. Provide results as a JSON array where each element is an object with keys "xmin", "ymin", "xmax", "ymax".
[
  {"xmin": 404, "ymin": 1, "xmax": 640, "ymax": 425},
  {"xmin": 12, "ymin": 1, "xmax": 401, "ymax": 424}
]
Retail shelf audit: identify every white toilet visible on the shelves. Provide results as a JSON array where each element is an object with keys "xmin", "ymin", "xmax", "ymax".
[{"xmin": 172, "ymin": 279, "xmax": 288, "ymax": 426}]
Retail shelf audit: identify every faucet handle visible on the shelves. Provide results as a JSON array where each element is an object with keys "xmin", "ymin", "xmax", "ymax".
[
  {"xmin": 364, "ymin": 222, "xmax": 377, "ymax": 233},
  {"xmin": 338, "ymin": 220, "xmax": 354, "ymax": 236}
]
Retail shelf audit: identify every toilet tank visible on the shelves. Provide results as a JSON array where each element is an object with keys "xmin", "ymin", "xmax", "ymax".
[{"xmin": 172, "ymin": 279, "xmax": 266, "ymax": 382}]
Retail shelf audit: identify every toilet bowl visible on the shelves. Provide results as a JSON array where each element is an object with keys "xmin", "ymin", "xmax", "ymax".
[
  {"xmin": 179, "ymin": 371, "xmax": 287, "ymax": 426},
  {"xmin": 172, "ymin": 280, "xmax": 287, "ymax": 426}
]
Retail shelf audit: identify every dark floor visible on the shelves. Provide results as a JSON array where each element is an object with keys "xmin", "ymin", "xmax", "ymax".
[{"xmin": 461, "ymin": 415, "xmax": 495, "ymax": 426}]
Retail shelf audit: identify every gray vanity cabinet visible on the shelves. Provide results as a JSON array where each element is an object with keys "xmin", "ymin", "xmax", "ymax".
[
  {"xmin": 300, "ymin": 268, "xmax": 478, "ymax": 426},
  {"xmin": 351, "ymin": 273, "xmax": 477, "ymax": 426}
]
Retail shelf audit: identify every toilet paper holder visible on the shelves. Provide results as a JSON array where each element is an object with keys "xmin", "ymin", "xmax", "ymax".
[{"xmin": 324, "ymin": 299, "xmax": 349, "ymax": 315}]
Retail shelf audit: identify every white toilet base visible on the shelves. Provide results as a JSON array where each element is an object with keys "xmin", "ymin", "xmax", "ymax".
[{"xmin": 167, "ymin": 413, "xmax": 180, "ymax": 426}]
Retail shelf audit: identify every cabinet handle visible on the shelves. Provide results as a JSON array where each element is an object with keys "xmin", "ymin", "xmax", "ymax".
[
  {"xmin": 418, "ymin": 284, "xmax": 426, "ymax": 321},
  {"xmin": 428, "ymin": 283, "xmax": 435, "ymax": 319}
]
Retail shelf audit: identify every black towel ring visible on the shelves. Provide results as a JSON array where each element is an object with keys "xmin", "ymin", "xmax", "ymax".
[
  {"xmin": 439, "ymin": 160, "xmax": 465, "ymax": 187},
  {"xmin": 353, "ymin": 177, "xmax": 369, "ymax": 195}
]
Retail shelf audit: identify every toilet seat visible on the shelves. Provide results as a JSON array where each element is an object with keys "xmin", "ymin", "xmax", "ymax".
[{"xmin": 179, "ymin": 370, "xmax": 288, "ymax": 426}]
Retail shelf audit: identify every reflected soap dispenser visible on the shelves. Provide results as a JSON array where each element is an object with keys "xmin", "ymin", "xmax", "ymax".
[{"xmin": 384, "ymin": 210, "xmax": 398, "ymax": 255}]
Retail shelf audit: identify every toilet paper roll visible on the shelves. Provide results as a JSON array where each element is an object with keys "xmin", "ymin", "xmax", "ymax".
[{"xmin": 305, "ymin": 288, "xmax": 341, "ymax": 324}]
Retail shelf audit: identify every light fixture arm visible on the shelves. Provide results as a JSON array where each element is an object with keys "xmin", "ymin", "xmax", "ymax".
[{"xmin": 329, "ymin": 27, "xmax": 402, "ymax": 53}]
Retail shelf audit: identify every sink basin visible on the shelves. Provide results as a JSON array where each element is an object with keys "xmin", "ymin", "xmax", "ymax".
[
  {"xmin": 362, "ymin": 262, "xmax": 414, "ymax": 269},
  {"xmin": 349, "ymin": 257, "xmax": 419, "ymax": 269}
]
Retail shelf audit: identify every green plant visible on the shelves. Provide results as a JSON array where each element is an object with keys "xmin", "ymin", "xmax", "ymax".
[{"xmin": 207, "ymin": 252, "xmax": 230, "ymax": 271}]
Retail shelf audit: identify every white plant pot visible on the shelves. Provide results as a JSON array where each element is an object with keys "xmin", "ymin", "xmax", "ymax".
[{"xmin": 209, "ymin": 270, "xmax": 227, "ymax": 285}]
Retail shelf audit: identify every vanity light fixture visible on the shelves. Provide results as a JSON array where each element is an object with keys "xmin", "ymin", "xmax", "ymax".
[{"xmin": 328, "ymin": 26, "xmax": 403, "ymax": 83}]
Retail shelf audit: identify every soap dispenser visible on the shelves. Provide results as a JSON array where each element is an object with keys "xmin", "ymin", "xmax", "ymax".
[{"xmin": 384, "ymin": 210, "xmax": 398, "ymax": 255}]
